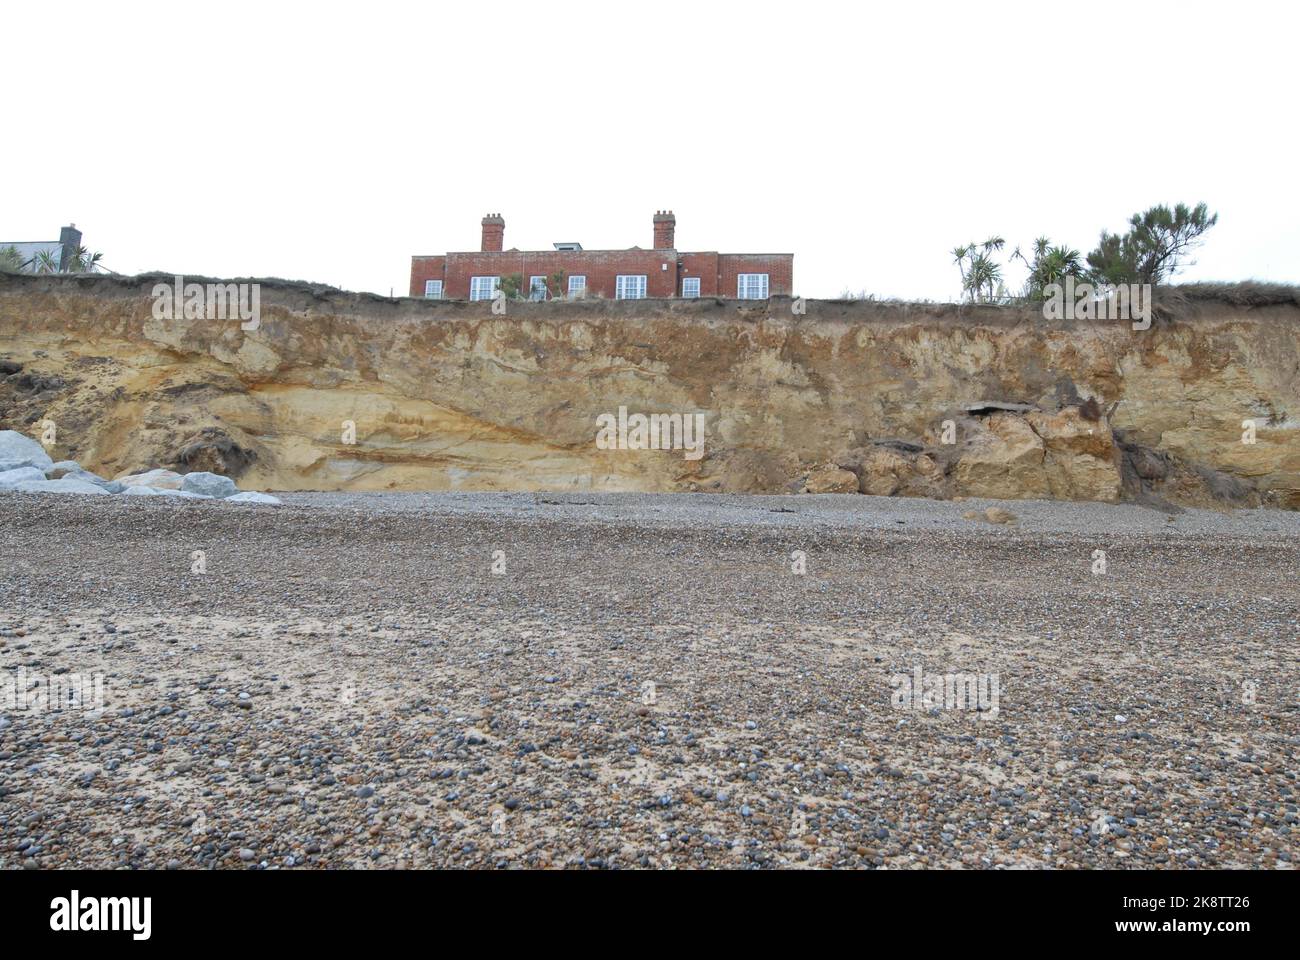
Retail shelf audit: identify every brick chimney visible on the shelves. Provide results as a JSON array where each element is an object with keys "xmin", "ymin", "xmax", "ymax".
[
  {"xmin": 653, "ymin": 210, "xmax": 676, "ymax": 249},
  {"xmin": 481, "ymin": 214, "xmax": 505, "ymax": 253},
  {"xmin": 59, "ymin": 223, "xmax": 82, "ymax": 269}
]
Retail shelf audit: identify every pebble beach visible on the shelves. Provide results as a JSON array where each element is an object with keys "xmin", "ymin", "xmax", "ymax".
[{"xmin": 1, "ymin": 491, "xmax": 1296, "ymax": 869}]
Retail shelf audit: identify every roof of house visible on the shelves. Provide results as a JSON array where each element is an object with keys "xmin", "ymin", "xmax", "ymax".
[{"xmin": 421, "ymin": 249, "xmax": 793, "ymax": 258}]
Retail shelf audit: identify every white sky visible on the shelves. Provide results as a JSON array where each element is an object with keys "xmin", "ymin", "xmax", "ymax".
[{"xmin": 6, "ymin": 0, "xmax": 1296, "ymax": 299}]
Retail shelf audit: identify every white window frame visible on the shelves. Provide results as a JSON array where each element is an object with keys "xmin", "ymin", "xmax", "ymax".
[
  {"xmin": 529, "ymin": 275, "xmax": 548, "ymax": 301},
  {"xmin": 681, "ymin": 277, "xmax": 701, "ymax": 298},
  {"xmin": 423, "ymin": 279, "xmax": 443, "ymax": 299},
  {"xmin": 567, "ymin": 275, "xmax": 586, "ymax": 297},
  {"xmin": 616, "ymin": 275, "xmax": 647, "ymax": 300},
  {"xmin": 469, "ymin": 276, "xmax": 500, "ymax": 301},
  {"xmin": 737, "ymin": 273, "xmax": 769, "ymax": 299}
]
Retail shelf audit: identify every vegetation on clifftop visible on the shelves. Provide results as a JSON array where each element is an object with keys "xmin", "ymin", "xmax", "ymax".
[{"xmin": 954, "ymin": 203, "xmax": 1219, "ymax": 303}]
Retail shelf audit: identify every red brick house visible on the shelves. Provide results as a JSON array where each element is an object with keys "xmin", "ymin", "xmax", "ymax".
[{"xmin": 409, "ymin": 212, "xmax": 793, "ymax": 301}]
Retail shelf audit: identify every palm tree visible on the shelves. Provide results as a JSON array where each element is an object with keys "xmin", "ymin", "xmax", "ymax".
[
  {"xmin": 967, "ymin": 252, "xmax": 1003, "ymax": 303},
  {"xmin": 954, "ymin": 238, "xmax": 1006, "ymax": 303},
  {"xmin": 952, "ymin": 244, "xmax": 973, "ymax": 292},
  {"xmin": 1012, "ymin": 237, "xmax": 1083, "ymax": 299},
  {"xmin": 65, "ymin": 246, "xmax": 104, "ymax": 273},
  {"xmin": 0, "ymin": 246, "xmax": 26, "ymax": 274}
]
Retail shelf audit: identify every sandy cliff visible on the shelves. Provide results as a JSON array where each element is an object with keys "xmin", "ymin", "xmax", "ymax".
[{"xmin": 1, "ymin": 274, "xmax": 1296, "ymax": 508}]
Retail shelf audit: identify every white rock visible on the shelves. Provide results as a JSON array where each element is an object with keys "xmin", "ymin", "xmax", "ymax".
[
  {"xmin": 115, "ymin": 468, "xmax": 184, "ymax": 490},
  {"xmin": 46, "ymin": 460, "xmax": 83, "ymax": 479},
  {"xmin": 121, "ymin": 485, "xmax": 165, "ymax": 496},
  {"xmin": 181, "ymin": 471, "xmax": 238, "ymax": 498},
  {"xmin": 121, "ymin": 485, "xmax": 210, "ymax": 500},
  {"xmin": 0, "ymin": 466, "xmax": 49, "ymax": 489},
  {"xmin": 14, "ymin": 478, "xmax": 112, "ymax": 496},
  {"xmin": 0, "ymin": 430, "xmax": 54, "ymax": 471},
  {"xmin": 227, "ymin": 491, "xmax": 283, "ymax": 506}
]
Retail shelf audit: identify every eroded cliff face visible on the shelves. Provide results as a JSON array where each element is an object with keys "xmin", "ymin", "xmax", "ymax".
[{"xmin": 1, "ymin": 274, "xmax": 1297, "ymax": 507}]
